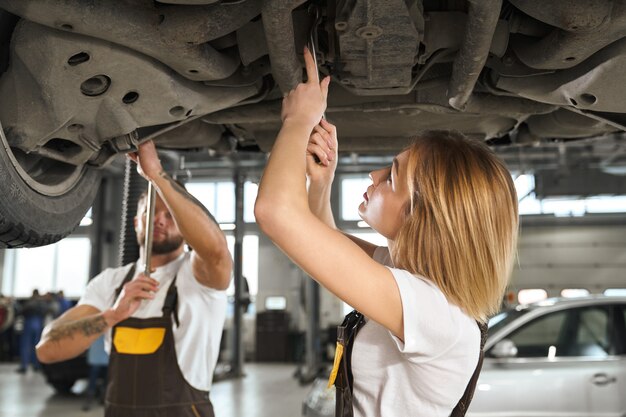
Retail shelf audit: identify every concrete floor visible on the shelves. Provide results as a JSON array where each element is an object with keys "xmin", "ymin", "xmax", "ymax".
[{"xmin": 0, "ymin": 363, "xmax": 313, "ymax": 417}]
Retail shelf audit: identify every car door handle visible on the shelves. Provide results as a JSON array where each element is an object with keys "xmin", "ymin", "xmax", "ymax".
[{"xmin": 591, "ymin": 373, "xmax": 617, "ymax": 386}]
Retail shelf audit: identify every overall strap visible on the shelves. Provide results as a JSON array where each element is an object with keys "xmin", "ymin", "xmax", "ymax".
[
  {"xmin": 161, "ymin": 275, "xmax": 180, "ymax": 327},
  {"xmin": 333, "ymin": 311, "xmax": 488, "ymax": 417},
  {"xmin": 112, "ymin": 262, "xmax": 180, "ymax": 327},
  {"xmin": 332, "ymin": 310, "xmax": 366, "ymax": 417},
  {"xmin": 340, "ymin": 310, "xmax": 365, "ymax": 387},
  {"xmin": 449, "ymin": 321, "xmax": 489, "ymax": 417}
]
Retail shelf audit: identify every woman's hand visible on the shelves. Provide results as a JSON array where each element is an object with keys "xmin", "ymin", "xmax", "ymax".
[
  {"xmin": 307, "ymin": 119, "xmax": 338, "ymax": 184},
  {"xmin": 281, "ymin": 47, "xmax": 331, "ymax": 129}
]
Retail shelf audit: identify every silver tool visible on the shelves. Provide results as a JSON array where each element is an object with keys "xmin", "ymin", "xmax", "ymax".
[
  {"xmin": 308, "ymin": 6, "xmax": 327, "ymax": 166},
  {"xmin": 308, "ymin": 5, "xmax": 325, "ymax": 120},
  {"xmin": 143, "ymin": 182, "xmax": 157, "ymax": 277}
]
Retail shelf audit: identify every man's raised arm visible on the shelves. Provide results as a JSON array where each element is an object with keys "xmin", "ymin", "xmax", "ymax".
[{"xmin": 130, "ymin": 141, "xmax": 232, "ymax": 290}]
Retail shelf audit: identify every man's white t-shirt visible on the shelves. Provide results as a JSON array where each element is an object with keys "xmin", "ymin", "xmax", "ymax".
[
  {"xmin": 78, "ymin": 252, "xmax": 227, "ymax": 391},
  {"xmin": 351, "ymin": 247, "xmax": 481, "ymax": 417}
]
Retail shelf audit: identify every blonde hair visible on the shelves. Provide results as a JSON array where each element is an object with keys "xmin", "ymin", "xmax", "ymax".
[{"xmin": 391, "ymin": 130, "xmax": 518, "ymax": 323}]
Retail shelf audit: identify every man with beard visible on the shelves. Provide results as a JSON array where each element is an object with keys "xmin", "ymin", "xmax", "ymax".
[{"xmin": 35, "ymin": 140, "xmax": 232, "ymax": 417}]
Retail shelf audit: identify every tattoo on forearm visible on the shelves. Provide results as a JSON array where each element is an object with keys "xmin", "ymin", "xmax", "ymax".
[
  {"xmin": 48, "ymin": 316, "xmax": 107, "ymax": 342},
  {"xmin": 159, "ymin": 171, "xmax": 218, "ymax": 224}
]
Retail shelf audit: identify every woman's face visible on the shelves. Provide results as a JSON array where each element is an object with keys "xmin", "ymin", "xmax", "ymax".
[{"xmin": 358, "ymin": 150, "xmax": 411, "ymax": 240}]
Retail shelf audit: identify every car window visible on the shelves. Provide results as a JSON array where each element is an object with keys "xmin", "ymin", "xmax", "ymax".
[
  {"xmin": 507, "ymin": 311, "xmax": 567, "ymax": 358},
  {"xmin": 618, "ymin": 305, "xmax": 626, "ymax": 355},
  {"xmin": 570, "ymin": 307, "xmax": 611, "ymax": 358},
  {"xmin": 504, "ymin": 306, "xmax": 614, "ymax": 359}
]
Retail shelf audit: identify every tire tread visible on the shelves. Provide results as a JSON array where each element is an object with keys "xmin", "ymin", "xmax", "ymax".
[{"xmin": 0, "ymin": 219, "xmax": 68, "ymax": 249}]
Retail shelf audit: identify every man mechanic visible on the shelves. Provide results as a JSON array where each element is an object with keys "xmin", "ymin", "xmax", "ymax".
[{"xmin": 36, "ymin": 140, "xmax": 232, "ymax": 417}]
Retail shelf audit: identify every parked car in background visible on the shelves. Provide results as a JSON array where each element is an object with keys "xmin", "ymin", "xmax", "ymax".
[
  {"xmin": 468, "ymin": 296, "xmax": 626, "ymax": 417},
  {"xmin": 304, "ymin": 296, "xmax": 626, "ymax": 417}
]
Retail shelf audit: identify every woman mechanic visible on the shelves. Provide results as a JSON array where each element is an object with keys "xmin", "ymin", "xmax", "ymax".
[{"xmin": 255, "ymin": 48, "xmax": 519, "ymax": 417}]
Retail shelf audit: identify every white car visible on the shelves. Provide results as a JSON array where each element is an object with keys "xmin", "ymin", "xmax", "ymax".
[
  {"xmin": 303, "ymin": 296, "xmax": 625, "ymax": 417},
  {"xmin": 468, "ymin": 296, "xmax": 626, "ymax": 417}
]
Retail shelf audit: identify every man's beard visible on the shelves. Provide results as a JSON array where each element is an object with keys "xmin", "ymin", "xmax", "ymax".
[{"xmin": 138, "ymin": 234, "xmax": 184, "ymax": 255}]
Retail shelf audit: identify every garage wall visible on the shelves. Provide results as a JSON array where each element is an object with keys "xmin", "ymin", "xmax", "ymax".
[
  {"xmin": 511, "ymin": 225, "xmax": 626, "ymax": 296},
  {"xmin": 256, "ymin": 234, "xmax": 345, "ymax": 331},
  {"xmin": 256, "ymin": 233, "xmax": 304, "ymax": 325}
]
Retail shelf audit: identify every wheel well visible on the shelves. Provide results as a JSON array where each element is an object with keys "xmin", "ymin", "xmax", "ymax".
[{"xmin": 0, "ymin": 10, "xmax": 19, "ymax": 74}]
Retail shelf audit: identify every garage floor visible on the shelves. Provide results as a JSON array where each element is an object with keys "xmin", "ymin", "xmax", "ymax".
[{"xmin": 0, "ymin": 363, "xmax": 312, "ymax": 417}]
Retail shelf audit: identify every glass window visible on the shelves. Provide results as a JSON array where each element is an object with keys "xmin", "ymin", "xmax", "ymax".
[
  {"xmin": 186, "ymin": 181, "xmax": 235, "ymax": 223},
  {"xmin": 515, "ymin": 174, "xmax": 542, "ymax": 215},
  {"xmin": 244, "ymin": 181, "xmax": 258, "ymax": 223},
  {"xmin": 510, "ymin": 174, "xmax": 626, "ymax": 216},
  {"xmin": 622, "ymin": 307, "xmax": 626, "ymax": 354},
  {"xmin": 605, "ymin": 288, "xmax": 626, "ymax": 297},
  {"xmin": 341, "ymin": 176, "xmax": 370, "ymax": 221},
  {"xmin": 518, "ymin": 196, "xmax": 542, "ymax": 216},
  {"xmin": 542, "ymin": 198, "xmax": 587, "ymax": 217},
  {"xmin": 508, "ymin": 311, "xmax": 567, "ymax": 358},
  {"xmin": 572, "ymin": 307, "xmax": 610, "ymax": 357},
  {"xmin": 561, "ymin": 288, "xmax": 590, "ymax": 298},
  {"xmin": 10, "ymin": 245, "xmax": 56, "ymax": 297},
  {"xmin": 514, "ymin": 174, "xmax": 535, "ymax": 200},
  {"xmin": 79, "ymin": 207, "xmax": 93, "ymax": 226},
  {"xmin": 586, "ymin": 196, "xmax": 626, "ymax": 213},
  {"xmin": 225, "ymin": 235, "xmax": 259, "ymax": 297},
  {"xmin": 3, "ymin": 237, "xmax": 91, "ymax": 298},
  {"xmin": 504, "ymin": 307, "xmax": 614, "ymax": 358},
  {"xmin": 55, "ymin": 238, "xmax": 92, "ymax": 298},
  {"xmin": 187, "ymin": 180, "xmax": 258, "ymax": 224},
  {"xmin": 517, "ymin": 289, "xmax": 548, "ymax": 305}
]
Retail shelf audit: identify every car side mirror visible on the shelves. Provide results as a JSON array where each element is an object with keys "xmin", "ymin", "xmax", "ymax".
[{"xmin": 490, "ymin": 339, "xmax": 518, "ymax": 358}]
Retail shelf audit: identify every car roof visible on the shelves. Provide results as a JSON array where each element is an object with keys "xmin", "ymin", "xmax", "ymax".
[{"xmin": 519, "ymin": 295, "xmax": 626, "ymax": 311}]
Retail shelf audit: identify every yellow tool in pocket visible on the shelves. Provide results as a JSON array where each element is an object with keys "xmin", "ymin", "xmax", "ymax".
[
  {"xmin": 327, "ymin": 341, "xmax": 344, "ymax": 388},
  {"xmin": 113, "ymin": 327, "xmax": 166, "ymax": 355}
]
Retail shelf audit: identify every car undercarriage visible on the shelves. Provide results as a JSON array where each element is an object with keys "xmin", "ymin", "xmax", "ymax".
[{"xmin": 1, "ymin": 0, "xmax": 626, "ymax": 247}]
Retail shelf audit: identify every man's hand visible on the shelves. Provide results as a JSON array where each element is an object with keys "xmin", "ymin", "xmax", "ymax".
[
  {"xmin": 307, "ymin": 119, "xmax": 338, "ymax": 185},
  {"xmin": 106, "ymin": 274, "xmax": 159, "ymax": 325},
  {"xmin": 127, "ymin": 140, "xmax": 163, "ymax": 181}
]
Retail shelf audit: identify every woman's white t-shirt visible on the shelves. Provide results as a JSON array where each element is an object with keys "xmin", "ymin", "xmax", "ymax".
[
  {"xmin": 78, "ymin": 252, "xmax": 227, "ymax": 391},
  {"xmin": 351, "ymin": 247, "xmax": 480, "ymax": 417}
]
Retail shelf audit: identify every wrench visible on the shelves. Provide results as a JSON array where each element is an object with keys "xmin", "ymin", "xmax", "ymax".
[
  {"xmin": 308, "ymin": 6, "xmax": 327, "ymax": 165},
  {"xmin": 143, "ymin": 182, "xmax": 157, "ymax": 277}
]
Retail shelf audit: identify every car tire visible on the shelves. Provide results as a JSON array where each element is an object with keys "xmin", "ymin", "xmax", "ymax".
[
  {"xmin": 0, "ymin": 143, "xmax": 101, "ymax": 248},
  {"xmin": 0, "ymin": 11, "xmax": 101, "ymax": 248}
]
